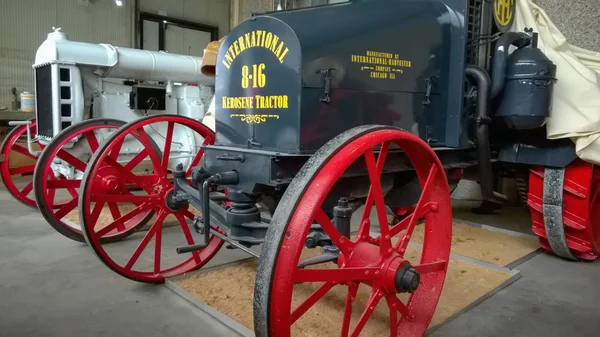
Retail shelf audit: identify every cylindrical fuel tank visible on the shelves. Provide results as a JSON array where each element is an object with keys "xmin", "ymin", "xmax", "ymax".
[{"xmin": 496, "ymin": 37, "xmax": 557, "ymax": 130}]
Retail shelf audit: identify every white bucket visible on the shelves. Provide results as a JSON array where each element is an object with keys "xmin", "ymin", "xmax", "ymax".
[{"xmin": 20, "ymin": 92, "xmax": 35, "ymax": 112}]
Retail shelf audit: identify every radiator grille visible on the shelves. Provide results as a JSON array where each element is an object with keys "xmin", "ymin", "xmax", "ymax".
[
  {"xmin": 35, "ymin": 65, "xmax": 53, "ymax": 138},
  {"xmin": 466, "ymin": 0, "xmax": 483, "ymax": 65}
]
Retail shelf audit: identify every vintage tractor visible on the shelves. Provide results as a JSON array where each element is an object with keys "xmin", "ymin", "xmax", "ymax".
[
  {"xmin": 3, "ymin": 0, "xmax": 599, "ymax": 336},
  {"xmin": 0, "ymin": 27, "xmax": 215, "ymax": 242}
]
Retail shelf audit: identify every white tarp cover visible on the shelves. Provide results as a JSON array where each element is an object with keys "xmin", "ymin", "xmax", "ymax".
[{"xmin": 512, "ymin": 0, "xmax": 600, "ymax": 164}]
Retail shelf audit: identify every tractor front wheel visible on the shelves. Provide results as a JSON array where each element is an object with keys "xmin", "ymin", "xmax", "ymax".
[{"xmin": 254, "ymin": 125, "xmax": 453, "ymax": 337}]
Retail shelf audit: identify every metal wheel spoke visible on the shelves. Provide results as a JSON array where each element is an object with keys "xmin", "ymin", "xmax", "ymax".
[
  {"xmin": 102, "ymin": 157, "xmax": 155, "ymax": 192},
  {"xmin": 89, "ymin": 202, "xmax": 105, "ymax": 227},
  {"xmin": 136, "ymin": 127, "xmax": 165, "ymax": 177},
  {"xmin": 364, "ymin": 148, "xmax": 392, "ymax": 253},
  {"xmin": 56, "ymin": 149, "xmax": 87, "ymax": 172},
  {"xmin": 8, "ymin": 164, "xmax": 35, "ymax": 175},
  {"xmin": 357, "ymin": 142, "xmax": 389, "ymax": 239},
  {"xmin": 340, "ymin": 282, "xmax": 359, "ymax": 337},
  {"xmin": 349, "ymin": 289, "xmax": 383, "ymax": 337},
  {"xmin": 315, "ymin": 208, "xmax": 351, "ymax": 255},
  {"xmin": 11, "ymin": 144, "xmax": 36, "ymax": 160},
  {"xmin": 47, "ymin": 177, "xmax": 57, "ymax": 204},
  {"xmin": 108, "ymin": 136, "xmax": 124, "ymax": 159},
  {"xmin": 385, "ymin": 294, "xmax": 410, "ymax": 317},
  {"xmin": 294, "ymin": 267, "xmax": 380, "ymax": 283},
  {"xmin": 185, "ymin": 148, "xmax": 205, "ymax": 176},
  {"xmin": 386, "ymin": 295, "xmax": 398, "ymax": 335},
  {"xmin": 161, "ymin": 122, "xmax": 174, "ymax": 170},
  {"xmin": 20, "ymin": 181, "xmax": 33, "ymax": 196},
  {"xmin": 395, "ymin": 164, "xmax": 438, "ymax": 255},
  {"xmin": 154, "ymin": 224, "xmax": 162, "ymax": 273},
  {"xmin": 124, "ymin": 149, "xmax": 149, "ymax": 171},
  {"xmin": 387, "ymin": 202, "xmax": 436, "ymax": 238},
  {"xmin": 84, "ymin": 131, "xmax": 100, "ymax": 152},
  {"xmin": 175, "ymin": 213, "xmax": 202, "ymax": 263},
  {"xmin": 90, "ymin": 194, "xmax": 150, "ymax": 204},
  {"xmin": 54, "ymin": 198, "xmax": 78, "ymax": 219},
  {"xmin": 414, "ymin": 260, "xmax": 447, "ymax": 275},
  {"xmin": 124, "ymin": 211, "xmax": 166, "ymax": 270},
  {"xmin": 95, "ymin": 203, "xmax": 150, "ymax": 237},
  {"xmin": 290, "ymin": 281, "xmax": 336, "ymax": 324},
  {"xmin": 107, "ymin": 202, "xmax": 122, "ymax": 222}
]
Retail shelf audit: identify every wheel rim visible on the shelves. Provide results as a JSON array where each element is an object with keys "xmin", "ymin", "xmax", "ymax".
[
  {"xmin": 79, "ymin": 115, "xmax": 224, "ymax": 283},
  {"xmin": 0, "ymin": 120, "xmax": 42, "ymax": 208},
  {"xmin": 34, "ymin": 119, "xmax": 154, "ymax": 242},
  {"xmin": 256, "ymin": 126, "xmax": 452, "ymax": 337}
]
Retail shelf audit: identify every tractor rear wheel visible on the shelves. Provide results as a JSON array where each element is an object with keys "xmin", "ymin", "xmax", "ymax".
[
  {"xmin": 0, "ymin": 119, "xmax": 42, "ymax": 208},
  {"xmin": 78, "ymin": 115, "xmax": 224, "ymax": 283},
  {"xmin": 34, "ymin": 118, "xmax": 154, "ymax": 243},
  {"xmin": 254, "ymin": 125, "xmax": 452, "ymax": 337},
  {"xmin": 528, "ymin": 160, "xmax": 600, "ymax": 260}
]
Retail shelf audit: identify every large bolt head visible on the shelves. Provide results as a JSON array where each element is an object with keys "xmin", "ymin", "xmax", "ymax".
[{"xmin": 395, "ymin": 265, "xmax": 420, "ymax": 293}]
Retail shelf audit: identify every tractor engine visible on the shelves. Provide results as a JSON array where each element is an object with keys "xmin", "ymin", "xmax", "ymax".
[
  {"xmin": 33, "ymin": 28, "xmax": 215, "ymax": 143},
  {"xmin": 30, "ymin": 28, "xmax": 216, "ymax": 178}
]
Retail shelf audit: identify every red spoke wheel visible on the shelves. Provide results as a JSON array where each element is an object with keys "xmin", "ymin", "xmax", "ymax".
[
  {"xmin": 34, "ymin": 118, "xmax": 155, "ymax": 243},
  {"xmin": 0, "ymin": 119, "xmax": 42, "ymax": 207},
  {"xmin": 79, "ymin": 115, "xmax": 224, "ymax": 283},
  {"xmin": 254, "ymin": 125, "xmax": 452, "ymax": 337}
]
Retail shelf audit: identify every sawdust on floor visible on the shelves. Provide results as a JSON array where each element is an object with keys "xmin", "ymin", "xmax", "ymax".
[
  {"xmin": 409, "ymin": 221, "xmax": 539, "ymax": 266},
  {"xmin": 174, "ymin": 244, "xmax": 513, "ymax": 336}
]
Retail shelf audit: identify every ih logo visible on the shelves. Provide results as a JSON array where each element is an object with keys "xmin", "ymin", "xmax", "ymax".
[{"xmin": 494, "ymin": 0, "xmax": 515, "ymax": 32}]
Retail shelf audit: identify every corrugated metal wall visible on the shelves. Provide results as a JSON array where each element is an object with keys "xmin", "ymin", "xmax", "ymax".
[{"xmin": 0, "ymin": 0, "xmax": 133, "ymax": 109}]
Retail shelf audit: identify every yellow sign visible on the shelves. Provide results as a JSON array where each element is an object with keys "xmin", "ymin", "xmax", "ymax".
[
  {"xmin": 351, "ymin": 50, "xmax": 412, "ymax": 80},
  {"xmin": 221, "ymin": 30, "xmax": 290, "ymax": 69},
  {"xmin": 494, "ymin": 0, "xmax": 515, "ymax": 32},
  {"xmin": 230, "ymin": 114, "xmax": 280, "ymax": 124}
]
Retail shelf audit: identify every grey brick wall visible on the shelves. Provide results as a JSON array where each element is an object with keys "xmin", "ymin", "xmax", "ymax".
[{"xmin": 533, "ymin": 0, "xmax": 600, "ymax": 51}]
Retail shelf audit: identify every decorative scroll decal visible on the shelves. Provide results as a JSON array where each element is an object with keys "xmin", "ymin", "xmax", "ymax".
[{"xmin": 230, "ymin": 114, "xmax": 280, "ymax": 124}]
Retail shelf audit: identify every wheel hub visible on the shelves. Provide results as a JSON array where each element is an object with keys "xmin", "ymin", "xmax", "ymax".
[
  {"xmin": 394, "ymin": 264, "xmax": 420, "ymax": 293},
  {"xmin": 340, "ymin": 241, "xmax": 421, "ymax": 294},
  {"xmin": 164, "ymin": 188, "xmax": 188, "ymax": 211},
  {"xmin": 101, "ymin": 176, "xmax": 120, "ymax": 192}
]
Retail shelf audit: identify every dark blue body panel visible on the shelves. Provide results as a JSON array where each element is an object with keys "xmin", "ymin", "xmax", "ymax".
[{"xmin": 214, "ymin": 0, "xmax": 472, "ymax": 154}]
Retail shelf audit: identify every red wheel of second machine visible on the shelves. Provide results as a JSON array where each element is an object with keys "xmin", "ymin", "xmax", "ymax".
[
  {"xmin": 0, "ymin": 119, "xmax": 42, "ymax": 208},
  {"xmin": 254, "ymin": 125, "xmax": 452, "ymax": 337},
  {"xmin": 78, "ymin": 115, "xmax": 224, "ymax": 283},
  {"xmin": 34, "ymin": 118, "xmax": 155, "ymax": 243}
]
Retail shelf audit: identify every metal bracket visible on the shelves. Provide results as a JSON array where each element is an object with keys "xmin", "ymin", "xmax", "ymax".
[
  {"xmin": 8, "ymin": 120, "xmax": 42, "ymax": 157},
  {"xmin": 318, "ymin": 68, "xmax": 337, "ymax": 104}
]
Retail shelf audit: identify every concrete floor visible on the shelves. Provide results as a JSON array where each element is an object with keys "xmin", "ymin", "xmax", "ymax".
[{"xmin": 1, "ymin": 182, "xmax": 599, "ymax": 337}]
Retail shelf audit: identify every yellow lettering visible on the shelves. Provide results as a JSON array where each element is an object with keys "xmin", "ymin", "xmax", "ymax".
[
  {"xmin": 370, "ymin": 72, "xmax": 388, "ymax": 79},
  {"xmin": 279, "ymin": 47, "xmax": 289, "ymax": 64},
  {"xmin": 238, "ymin": 36, "xmax": 246, "ymax": 52},
  {"xmin": 220, "ymin": 30, "xmax": 291, "ymax": 69},
  {"xmin": 221, "ymin": 95, "xmax": 289, "ymax": 110},
  {"xmin": 350, "ymin": 50, "xmax": 411, "ymax": 80},
  {"xmin": 270, "ymin": 35, "xmax": 279, "ymax": 54},
  {"xmin": 265, "ymin": 32, "xmax": 273, "ymax": 49},
  {"xmin": 256, "ymin": 31, "xmax": 263, "ymax": 47},
  {"xmin": 245, "ymin": 33, "xmax": 251, "ymax": 48},
  {"xmin": 233, "ymin": 40, "xmax": 240, "ymax": 56}
]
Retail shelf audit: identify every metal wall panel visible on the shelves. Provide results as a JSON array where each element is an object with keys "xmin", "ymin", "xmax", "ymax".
[
  {"xmin": 139, "ymin": 0, "xmax": 231, "ymax": 39},
  {"xmin": 0, "ymin": 0, "xmax": 133, "ymax": 109}
]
